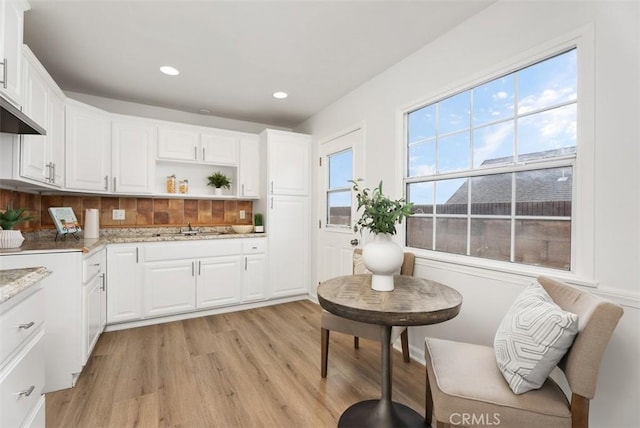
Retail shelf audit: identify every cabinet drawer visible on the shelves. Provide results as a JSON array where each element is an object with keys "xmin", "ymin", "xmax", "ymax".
[
  {"xmin": 0, "ymin": 332, "xmax": 45, "ymax": 428},
  {"xmin": 144, "ymin": 240, "xmax": 242, "ymax": 261},
  {"xmin": 0, "ymin": 288, "xmax": 44, "ymax": 364},
  {"xmin": 242, "ymin": 239, "xmax": 266, "ymax": 254},
  {"xmin": 83, "ymin": 251, "xmax": 103, "ymax": 282}
]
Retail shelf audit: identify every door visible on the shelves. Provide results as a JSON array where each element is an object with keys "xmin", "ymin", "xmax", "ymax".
[
  {"xmin": 82, "ymin": 274, "xmax": 102, "ymax": 363},
  {"xmin": 317, "ymin": 127, "xmax": 364, "ymax": 287},
  {"xmin": 143, "ymin": 259, "xmax": 196, "ymax": 317},
  {"xmin": 200, "ymin": 132, "xmax": 238, "ymax": 165},
  {"xmin": 196, "ymin": 255, "xmax": 243, "ymax": 308},
  {"xmin": 112, "ymin": 120, "xmax": 156, "ymax": 193},
  {"xmin": 106, "ymin": 245, "xmax": 143, "ymax": 323}
]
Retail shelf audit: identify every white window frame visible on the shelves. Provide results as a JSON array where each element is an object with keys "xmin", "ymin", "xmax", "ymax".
[{"xmin": 396, "ymin": 25, "xmax": 595, "ymax": 286}]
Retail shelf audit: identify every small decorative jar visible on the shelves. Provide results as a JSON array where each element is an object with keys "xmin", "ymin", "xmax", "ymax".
[
  {"xmin": 166, "ymin": 175, "xmax": 176, "ymax": 193},
  {"xmin": 179, "ymin": 179, "xmax": 189, "ymax": 194}
]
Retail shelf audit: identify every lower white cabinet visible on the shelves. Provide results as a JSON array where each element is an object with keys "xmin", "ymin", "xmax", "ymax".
[
  {"xmin": 106, "ymin": 238, "xmax": 267, "ymax": 325},
  {"xmin": 1, "ymin": 252, "xmax": 83, "ymax": 393},
  {"xmin": 106, "ymin": 244, "xmax": 143, "ymax": 324},
  {"xmin": 0, "ymin": 285, "xmax": 46, "ymax": 428},
  {"xmin": 82, "ymin": 249, "xmax": 106, "ymax": 363}
]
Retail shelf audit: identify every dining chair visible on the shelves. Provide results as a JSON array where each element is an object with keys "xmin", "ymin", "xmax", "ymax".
[
  {"xmin": 320, "ymin": 248, "xmax": 416, "ymax": 378},
  {"xmin": 424, "ymin": 275, "xmax": 624, "ymax": 428}
]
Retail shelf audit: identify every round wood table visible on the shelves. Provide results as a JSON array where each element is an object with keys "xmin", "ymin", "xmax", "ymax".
[{"xmin": 317, "ymin": 274, "xmax": 462, "ymax": 428}]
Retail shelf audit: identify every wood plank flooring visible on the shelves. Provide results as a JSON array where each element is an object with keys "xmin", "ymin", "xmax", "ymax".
[{"xmin": 46, "ymin": 300, "xmax": 426, "ymax": 427}]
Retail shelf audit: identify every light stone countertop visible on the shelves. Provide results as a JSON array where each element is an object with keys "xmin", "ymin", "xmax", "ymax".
[
  {"xmin": 0, "ymin": 227, "xmax": 267, "ymax": 256},
  {"xmin": 0, "ymin": 266, "xmax": 51, "ymax": 304}
]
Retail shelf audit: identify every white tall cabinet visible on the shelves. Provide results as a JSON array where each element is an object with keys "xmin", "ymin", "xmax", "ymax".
[{"xmin": 261, "ymin": 129, "xmax": 311, "ymax": 298}]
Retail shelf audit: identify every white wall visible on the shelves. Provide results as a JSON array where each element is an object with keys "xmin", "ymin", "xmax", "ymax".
[
  {"xmin": 297, "ymin": 1, "xmax": 639, "ymax": 427},
  {"xmin": 65, "ymin": 91, "xmax": 289, "ymax": 134}
]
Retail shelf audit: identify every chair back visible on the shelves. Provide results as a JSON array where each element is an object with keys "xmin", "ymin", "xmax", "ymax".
[
  {"xmin": 353, "ymin": 248, "xmax": 415, "ymax": 276},
  {"xmin": 537, "ymin": 276, "xmax": 623, "ymax": 399}
]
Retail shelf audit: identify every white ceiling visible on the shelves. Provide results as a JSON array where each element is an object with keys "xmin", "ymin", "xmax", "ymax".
[{"xmin": 24, "ymin": 0, "xmax": 494, "ymax": 128}]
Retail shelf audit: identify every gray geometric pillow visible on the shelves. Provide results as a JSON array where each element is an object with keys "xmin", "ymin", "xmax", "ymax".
[{"xmin": 494, "ymin": 281, "xmax": 579, "ymax": 394}]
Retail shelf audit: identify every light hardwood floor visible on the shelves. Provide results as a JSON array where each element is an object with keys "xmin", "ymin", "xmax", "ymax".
[{"xmin": 46, "ymin": 300, "xmax": 425, "ymax": 427}]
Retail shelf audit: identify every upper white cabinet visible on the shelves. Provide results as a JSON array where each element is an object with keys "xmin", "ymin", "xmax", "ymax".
[
  {"xmin": 0, "ymin": 0, "xmax": 28, "ymax": 105},
  {"xmin": 112, "ymin": 118, "xmax": 156, "ymax": 194},
  {"xmin": 65, "ymin": 100, "xmax": 111, "ymax": 192},
  {"xmin": 238, "ymin": 134, "xmax": 260, "ymax": 198},
  {"xmin": 263, "ymin": 129, "xmax": 311, "ymax": 196},
  {"xmin": 158, "ymin": 126, "xmax": 239, "ymax": 165},
  {"xmin": 19, "ymin": 47, "xmax": 65, "ymax": 187}
]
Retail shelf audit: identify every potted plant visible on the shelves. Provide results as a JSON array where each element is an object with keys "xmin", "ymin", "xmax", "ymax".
[
  {"xmin": 351, "ymin": 180, "xmax": 413, "ymax": 291},
  {"xmin": 254, "ymin": 213, "xmax": 264, "ymax": 233},
  {"xmin": 0, "ymin": 207, "xmax": 34, "ymax": 249},
  {"xmin": 207, "ymin": 171, "xmax": 232, "ymax": 195}
]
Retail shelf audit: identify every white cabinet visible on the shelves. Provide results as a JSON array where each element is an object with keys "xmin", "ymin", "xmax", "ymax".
[
  {"xmin": 106, "ymin": 244, "xmax": 143, "ymax": 324},
  {"xmin": 197, "ymin": 255, "xmax": 243, "ymax": 308},
  {"xmin": 238, "ymin": 134, "xmax": 260, "ymax": 198},
  {"xmin": 143, "ymin": 259, "xmax": 196, "ymax": 317},
  {"xmin": 261, "ymin": 129, "xmax": 311, "ymax": 298},
  {"xmin": 268, "ymin": 195, "xmax": 310, "ymax": 298},
  {"xmin": 112, "ymin": 118, "xmax": 156, "ymax": 194},
  {"xmin": 82, "ymin": 249, "xmax": 106, "ymax": 364},
  {"xmin": 263, "ymin": 129, "xmax": 311, "ymax": 196},
  {"xmin": 242, "ymin": 239, "xmax": 267, "ymax": 302},
  {"xmin": 158, "ymin": 126, "xmax": 200, "ymax": 161},
  {"xmin": 0, "ymin": 0, "xmax": 28, "ymax": 105},
  {"xmin": 200, "ymin": 131, "xmax": 238, "ymax": 165},
  {"xmin": 1, "ymin": 252, "xmax": 83, "ymax": 393},
  {"xmin": 158, "ymin": 125, "xmax": 240, "ymax": 165},
  {"xmin": 19, "ymin": 47, "xmax": 65, "ymax": 187},
  {"xmin": 66, "ymin": 100, "xmax": 111, "ymax": 192}
]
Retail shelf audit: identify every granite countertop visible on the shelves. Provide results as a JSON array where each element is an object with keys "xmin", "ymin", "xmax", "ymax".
[
  {"xmin": 0, "ymin": 266, "xmax": 51, "ymax": 304},
  {"xmin": 0, "ymin": 227, "xmax": 267, "ymax": 256}
]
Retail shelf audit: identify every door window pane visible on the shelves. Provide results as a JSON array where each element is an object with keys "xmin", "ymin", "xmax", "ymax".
[
  {"xmin": 329, "ymin": 149, "xmax": 353, "ymax": 189},
  {"xmin": 327, "ymin": 148, "xmax": 353, "ymax": 226},
  {"xmin": 327, "ymin": 191, "xmax": 351, "ymax": 226}
]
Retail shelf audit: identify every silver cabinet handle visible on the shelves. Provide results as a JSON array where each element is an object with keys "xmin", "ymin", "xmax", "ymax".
[
  {"xmin": 194, "ymin": 146, "xmax": 198, "ymax": 160},
  {"xmin": 18, "ymin": 385, "xmax": 35, "ymax": 397},
  {"xmin": 270, "ymin": 197, "xmax": 273, "ymax": 209},
  {"xmin": 198, "ymin": 260, "xmax": 201, "ymax": 275},
  {"xmin": 51, "ymin": 163, "xmax": 56, "ymax": 183},
  {"xmin": 270, "ymin": 181, "xmax": 274, "ymax": 194},
  {"xmin": 202, "ymin": 147, "xmax": 206, "ymax": 161},
  {"xmin": 135, "ymin": 247, "xmax": 139, "ymax": 263},
  {"xmin": 191, "ymin": 261, "xmax": 195, "ymax": 276},
  {"xmin": 241, "ymin": 184, "xmax": 245, "ymax": 196},
  {"xmin": 1, "ymin": 58, "xmax": 7, "ymax": 89},
  {"xmin": 113, "ymin": 177, "xmax": 117, "ymax": 192},
  {"xmin": 18, "ymin": 321, "xmax": 35, "ymax": 330},
  {"xmin": 100, "ymin": 273, "xmax": 106, "ymax": 291},
  {"xmin": 104, "ymin": 175, "xmax": 109, "ymax": 190},
  {"xmin": 45, "ymin": 163, "xmax": 52, "ymax": 182},
  {"xmin": 244, "ymin": 257, "xmax": 248, "ymax": 270}
]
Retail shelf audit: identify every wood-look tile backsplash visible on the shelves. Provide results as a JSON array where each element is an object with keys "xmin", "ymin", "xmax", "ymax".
[{"xmin": 0, "ymin": 189, "xmax": 253, "ymax": 232}]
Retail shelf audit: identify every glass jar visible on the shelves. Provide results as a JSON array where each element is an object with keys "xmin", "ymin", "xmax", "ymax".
[
  {"xmin": 166, "ymin": 175, "xmax": 176, "ymax": 193},
  {"xmin": 179, "ymin": 179, "xmax": 189, "ymax": 194}
]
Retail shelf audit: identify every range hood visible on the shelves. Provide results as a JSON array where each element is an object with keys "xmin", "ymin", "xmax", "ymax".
[{"xmin": 0, "ymin": 95, "xmax": 46, "ymax": 135}]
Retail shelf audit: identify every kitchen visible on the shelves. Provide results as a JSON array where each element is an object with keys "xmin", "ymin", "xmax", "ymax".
[{"xmin": 1, "ymin": 1, "xmax": 639, "ymax": 427}]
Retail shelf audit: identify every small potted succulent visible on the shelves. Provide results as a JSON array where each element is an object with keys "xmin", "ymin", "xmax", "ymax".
[
  {"xmin": 0, "ymin": 207, "xmax": 34, "ymax": 249},
  {"xmin": 207, "ymin": 172, "xmax": 232, "ymax": 195},
  {"xmin": 254, "ymin": 213, "xmax": 264, "ymax": 233}
]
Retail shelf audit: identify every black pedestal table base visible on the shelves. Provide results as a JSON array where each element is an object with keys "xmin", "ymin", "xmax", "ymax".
[{"xmin": 338, "ymin": 399, "xmax": 426, "ymax": 428}]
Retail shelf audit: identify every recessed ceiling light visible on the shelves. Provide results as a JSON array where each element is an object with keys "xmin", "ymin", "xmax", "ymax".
[
  {"xmin": 160, "ymin": 65, "xmax": 180, "ymax": 76},
  {"xmin": 198, "ymin": 108, "xmax": 211, "ymax": 115},
  {"xmin": 273, "ymin": 91, "xmax": 288, "ymax": 99}
]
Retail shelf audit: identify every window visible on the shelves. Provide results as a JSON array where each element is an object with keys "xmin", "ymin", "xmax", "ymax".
[
  {"xmin": 405, "ymin": 49, "xmax": 577, "ymax": 271},
  {"xmin": 326, "ymin": 148, "xmax": 353, "ymax": 226}
]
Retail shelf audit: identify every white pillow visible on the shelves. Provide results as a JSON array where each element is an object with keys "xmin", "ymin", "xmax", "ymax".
[{"xmin": 494, "ymin": 281, "xmax": 579, "ymax": 394}]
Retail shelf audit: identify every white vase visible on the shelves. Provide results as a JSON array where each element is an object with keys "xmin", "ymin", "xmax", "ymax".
[
  {"xmin": 214, "ymin": 187, "xmax": 223, "ymax": 196},
  {"xmin": 0, "ymin": 229, "xmax": 25, "ymax": 249},
  {"xmin": 362, "ymin": 233, "xmax": 403, "ymax": 291}
]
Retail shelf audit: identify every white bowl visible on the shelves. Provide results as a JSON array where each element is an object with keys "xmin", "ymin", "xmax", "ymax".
[{"xmin": 231, "ymin": 225, "xmax": 254, "ymax": 234}]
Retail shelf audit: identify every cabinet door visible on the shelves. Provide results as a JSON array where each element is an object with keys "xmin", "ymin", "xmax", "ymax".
[
  {"xmin": 48, "ymin": 92, "xmax": 65, "ymax": 187},
  {"xmin": 239, "ymin": 135, "xmax": 260, "ymax": 198},
  {"xmin": 200, "ymin": 132, "xmax": 238, "ymax": 165},
  {"xmin": 0, "ymin": 0, "xmax": 26, "ymax": 104},
  {"xmin": 158, "ymin": 127, "xmax": 199, "ymax": 161},
  {"xmin": 82, "ymin": 274, "xmax": 102, "ymax": 363},
  {"xmin": 196, "ymin": 256, "xmax": 242, "ymax": 308},
  {"xmin": 266, "ymin": 130, "xmax": 311, "ymax": 195},
  {"xmin": 65, "ymin": 102, "xmax": 111, "ymax": 191},
  {"xmin": 243, "ymin": 253, "xmax": 266, "ymax": 302},
  {"xmin": 143, "ymin": 260, "xmax": 196, "ymax": 317},
  {"xmin": 106, "ymin": 245, "xmax": 143, "ymax": 323},
  {"xmin": 112, "ymin": 120, "xmax": 156, "ymax": 193},
  {"xmin": 19, "ymin": 61, "xmax": 49, "ymax": 183},
  {"xmin": 268, "ymin": 195, "xmax": 310, "ymax": 297}
]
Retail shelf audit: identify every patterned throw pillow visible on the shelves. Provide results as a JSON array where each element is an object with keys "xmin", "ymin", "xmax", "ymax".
[
  {"xmin": 353, "ymin": 252, "xmax": 372, "ymax": 274},
  {"xmin": 494, "ymin": 281, "xmax": 579, "ymax": 394}
]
